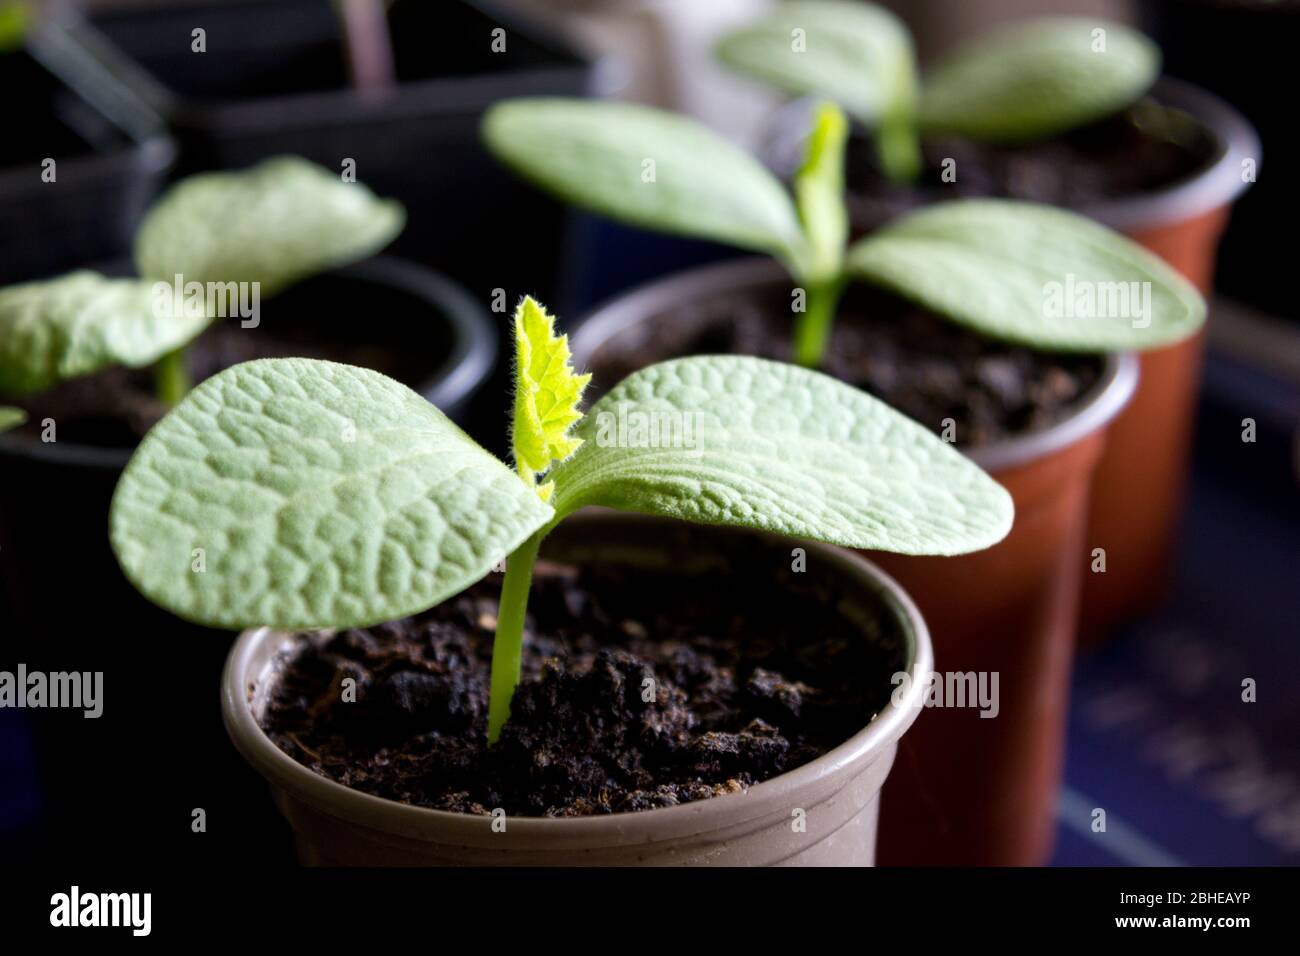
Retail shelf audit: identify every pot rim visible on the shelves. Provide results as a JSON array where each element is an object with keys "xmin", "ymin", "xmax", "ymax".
[
  {"xmin": 0, "ymin": 254, "xmax": 496, "ymax": 472},
  {"xmin": 762, "ymin": 75, "xmax": 1259, "ymax": 234},
  {"xmin": 1086, "ymin": 76, "xmax": 1259, "ymax": 232},
  {"xmin": 570, "ymin": 256, "xmax": 1139, "ymax": 475},
  {"xmin": 222, "ymin": 517, "xmax": 934, "ymax": 845}
]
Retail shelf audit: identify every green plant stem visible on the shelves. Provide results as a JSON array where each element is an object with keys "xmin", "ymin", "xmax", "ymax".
[
  {"xmin": 792, "ymin": 278, "xmax": 845, "ymax": 368},
  {"xmin": 153, "ymin": 348, "xmax": 191, "ymax": 407},
  {"xmin": 876, "ymin": 112, "xmax": 922, "ymax": 184},
  {"xmin": 487, "ymin": 530, "xmax": 543, "ymax": 745}
]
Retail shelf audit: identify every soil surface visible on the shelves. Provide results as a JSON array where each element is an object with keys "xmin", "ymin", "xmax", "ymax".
[
  {"xmin": 261, "ymin": 556, "xmax": 905, "ymax": 817},
  {"xmin": 845, "ymin": 100, "xmax": 1216, "ymax": 231},
  {"xmin": 4, "ymin": 274, "xmax": 452, "ymax": 448},
  {"xmin": 588, "ymin": 284, "xmax": 1103, "ymax": 448}
]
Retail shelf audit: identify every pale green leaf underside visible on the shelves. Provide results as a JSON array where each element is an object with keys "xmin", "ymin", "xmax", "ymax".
[
  {"xmin": 919, "ymin": 18, "xmax": 1159, "ymax": 142},
  {"xmin": 0, "ymin": 406, "xmax": 25, "ymax": 432},
  {"xmin": 847, "ymin": 200, "xmax": 1205, "ymax": 351},
  {"xmin": 134, "ymin": 156, "xmax": 405, "ymax": 296},
  {"xmin": 548, "ymin": 356, "xmax": 1012, "ymax": 556},
  {"xmin": 483, "ymin": 98, "xmax": 805, "ymax": 265},
  {"xmin": 715, "ymin": 0, "xmax": 915, "ymax": 125},
  {"xmin": 110, "ymin": 359, "xmax": 553, "ymax": 630},
  {"xmin": 0, "ymin": 271, "xmax": 211, "ymax": 395}
]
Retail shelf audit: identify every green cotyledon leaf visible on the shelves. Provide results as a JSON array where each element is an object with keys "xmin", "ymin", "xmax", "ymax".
[
  {"xmin": 511, "ymin": 296, "xmax": 591, "ymax": 500},
  {"xmin": 482, "ymin": 98, "xmax": 807, "ymax": 269},
  {"xmin": 546, "ymin": 355, "xmax": 1012, "ymax": 556},
  {"xmin": 846, "ymin": 199, "xmax": 1205, "ymax": 351},
  {"xmin": 109, "ymin": 358, "xmax": 553, "ymax": 631},
  {"xmin": 918, "ymin": 18, "xmax": 1159, "ymax": 143},
  {"xmin": 134, "ymin": 156, "xmax": 405, "ymax": 296},
  {"xmin": 0, "ymin": 406, "xmax": 25, "ymax": 432},
  {"xmin": 0, "ymin": 271, "xmax": 211, "ymax": 395},
  {"xmin": 714, "ymin": 1, "xmax": 917, "ymax": 128}
]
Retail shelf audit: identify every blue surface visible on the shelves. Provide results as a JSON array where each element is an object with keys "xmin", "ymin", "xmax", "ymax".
[{"xmin": 1054, "ymin": 349, "xmax": 1300, "ymax": 866}]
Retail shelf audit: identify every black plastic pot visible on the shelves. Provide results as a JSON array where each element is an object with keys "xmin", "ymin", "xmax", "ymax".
[
  {"xmin": 51, "ymin": 0, "xmax": 611, "ymax": 306},
  {"xmin": 0, "ymin": 44, "xmax": 173, "ymax": 283},
  {"xmin": 0, "ymin": 256, "xmax": 495, "ymax": 863},
  {"xmin": 1139, "ymin": 0, "xmax": 1287, "ymax": 316}
]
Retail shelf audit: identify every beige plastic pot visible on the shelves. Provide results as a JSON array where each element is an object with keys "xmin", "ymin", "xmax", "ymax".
[{"xmin": 223, "ymin": 514, "xmax": 933, "ymax": 866}]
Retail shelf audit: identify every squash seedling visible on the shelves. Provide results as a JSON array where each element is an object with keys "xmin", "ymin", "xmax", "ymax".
[
  {"xmin": 108, "ymin": 297, "xmax": 1013, "ymax": 745},
  {"xmin": 715, "ymin": 3, "xmax": 1160, "ymax": 183},
  {"xmin": 0, "ymin": 157, "xmax": 403, "ymax": 411},
  {"xmin": 482, "ymin": 98, "xmax": 1203, "ymax": 369}
]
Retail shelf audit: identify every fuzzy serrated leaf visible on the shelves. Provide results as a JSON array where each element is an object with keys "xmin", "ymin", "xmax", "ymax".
[
  {"xmin": 511, "ymin": 297, "xmax": 590, "ymax": 497},
  {"xmin": 0, "ymin": 406, "xmax": 25, "ymax": 432},
  {"xmin": 134, "ymin": 156, "xmax": 405, "ymax": 296},
  {"xmin": 715, "ymin": 1, "xmax": 916, "ymax": 126},
  {"xmin": 0, "ymin": 271, "xmax": 211, "ymax": 395},
  {"xmin": 846, "ymin": 199, "xmax": 1205, "ymax": 351},
  {"xmin": 919, "ymin": 18, "xmax": 1159, "ymax": 142},
  {"xmin": 547, "ymin": 355, "xmax": 1012, "ymax": 556},
  {"xmin": 109, "ymin": 358, "xmax": 553, "ymax": 630},
  {"xmin": 483, "ymin": 98, "xmax": 807, "ymax": 267}
]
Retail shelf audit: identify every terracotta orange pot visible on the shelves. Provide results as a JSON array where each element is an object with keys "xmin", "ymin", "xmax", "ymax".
[
  {"xmin": 571, "ymin": 258, "xmax": 1139, "ymax": 866},
  {"xmin": 1077, "ymin": 82, "xmax": 1256, "ymax": 639},
  {"xmin": 872, "ymin": 356, "xmax": 1135, "ymax": 866}
]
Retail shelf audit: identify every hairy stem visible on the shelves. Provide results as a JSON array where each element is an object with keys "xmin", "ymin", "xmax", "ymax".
[
  {"xmin": 487, "ymin": 530, "xmax": 543, "ymax": 745},
  {"xmin": 876, "ymin": 112, "xmax": 922, "ymax": 184},
  {"xmin": 792, "ymin": 278, "xmax": 845, "ymax": 368},
  {"xmin": 153, "ymin": 348, "xmax": 191, "ymax": 407}
]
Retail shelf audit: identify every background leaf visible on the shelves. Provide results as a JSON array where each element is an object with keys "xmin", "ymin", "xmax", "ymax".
[
  {"xmin": 134, "ymin": 156, "xmax": 405, "ymax": 296},
  {"xmin": 714, "ymin": 0, "xmax": 916, "ymax": 127},
  {"xmin": 547, "ymin": 355, "xmax": 1012, "ymax": 556},
  {"xmin": 846, "ymin": 199, "xmax": 1205, "ymax": 351},
  {"xmin": 483, "ymin": 98, "xmax": 807, "ymax": 266},
  {"xmin": 110, "ymin": 359, "xmax": 553, "ymax": 630},
  {"xmin": 918, "ymin": 18, "xmax": 1159, "ymax": 142},
  {"xmin": 0, "ymin": 271, "xmax": 211, "ymax": 395},
  {"xmin": 0, "ymin": 406, "xmax": 25, "ymax": 432}
]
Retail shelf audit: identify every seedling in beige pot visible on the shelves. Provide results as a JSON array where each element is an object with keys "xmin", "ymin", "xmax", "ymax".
[{"xmin": 108, "ymin": 297, "xmax": 1011, "ymax": 865}]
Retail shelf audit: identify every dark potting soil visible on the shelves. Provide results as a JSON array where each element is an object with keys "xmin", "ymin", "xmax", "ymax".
[
  {"xmin": 4, "ymin": 277, "xmax": 453, "ymax": 449},
  {"xmin": 587, "ymin": 284, "xmax": 1103, "ymax": 448},
  {"xmin": 846, "ymin": 99, "xmax": 1217, "ymax": 231},
  {"xmin": 260, "ymin": 558, "xmax": 904, "ymax": 817}
]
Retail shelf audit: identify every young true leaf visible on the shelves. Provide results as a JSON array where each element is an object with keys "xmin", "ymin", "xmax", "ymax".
[
  {"xmin": 794, "ymin": 101, "xmax": 850, "ymax": 284},
  {"xmin": 791, "ymin": 102, "xmax": 850, "ymax": 366},
  {"xmin": 0, "ymin": 271, "xmax": 211, "ymax": 395},
  {"xmin": 0, "ymin": 406, "xmax": 25, "ymax": 432},
  {"xmin": 846, "ymin": 199, "xmax": 1204, "ymax": 351},
  {"xmin": 917, "ymin": 18, "xmax": 1159, "ymax": 143},
  {"xmin": 547, "ymin": 355, "xmax": 1012, "ymax": 556},
  {"xmin": 714, "ymin": 0, "xmax": 920, "ymax": 181},
  {"xmin": 109, "ymin": 358, "xmax": 554, "ymax": 631},
  {"xmin": 511, "ymin": 296, "xmax": 591, "ymax": 500},
  {"xmin": 134, "ymin": 156, "xmax": 405, "ymax": 296},
  {"xmin": 482, "ymin": 98, "xmax": 808, "ymax": 270}
]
